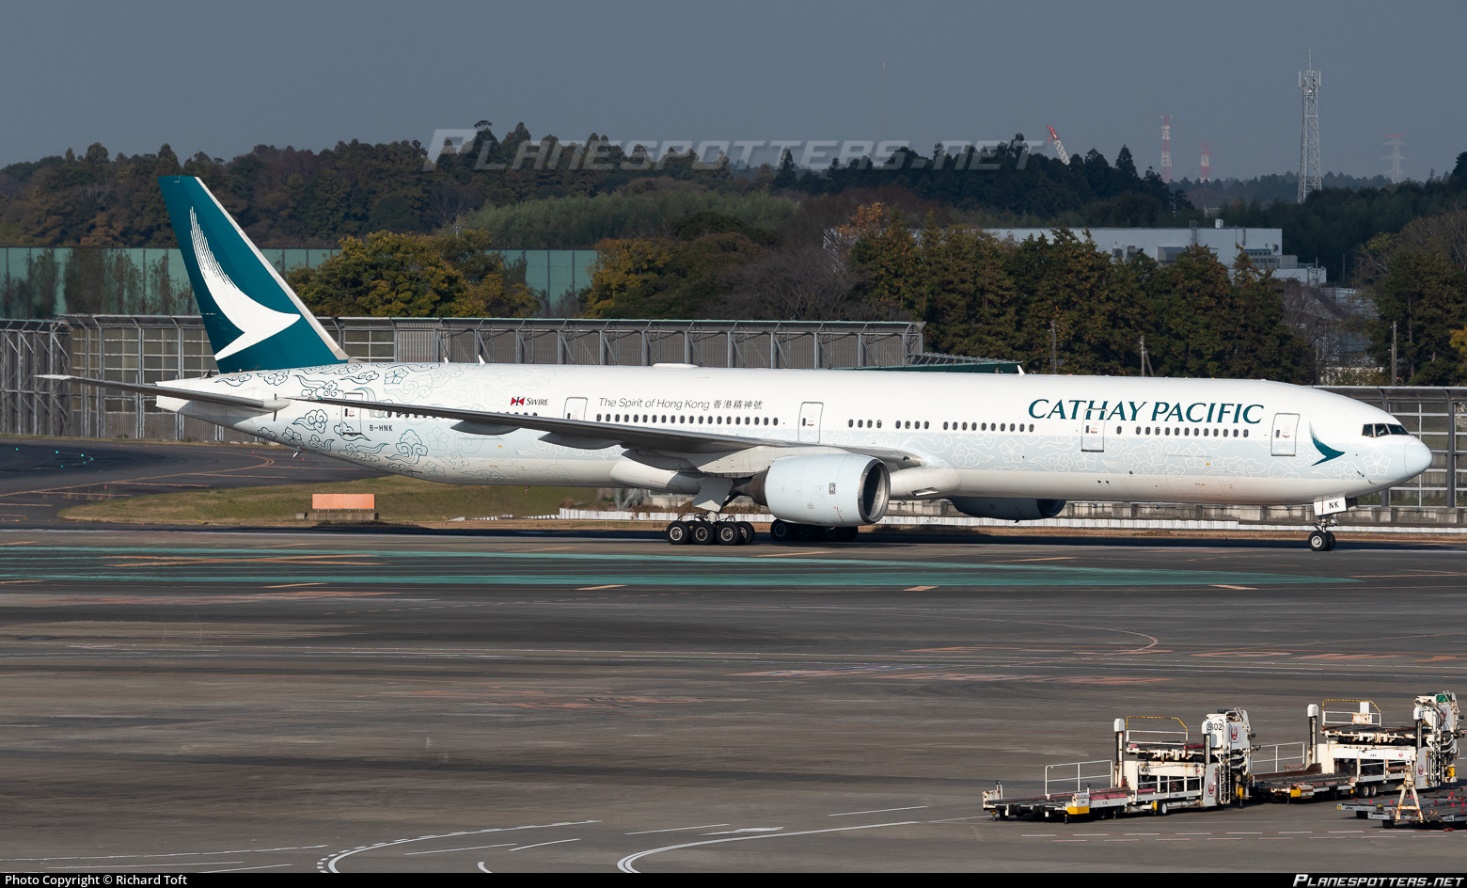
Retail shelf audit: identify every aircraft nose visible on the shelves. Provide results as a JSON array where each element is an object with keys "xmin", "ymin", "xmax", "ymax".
[{"xmin": 1403, "ymin": 438, "xmax": 1432, "ymax": 479}]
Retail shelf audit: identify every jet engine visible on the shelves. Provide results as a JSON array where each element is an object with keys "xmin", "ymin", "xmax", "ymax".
[
  {"xmin": 948, "ymin": 496, "xmax": 1066, "ymax": 521},
  {"xmin": 748, "ymin": 454, "xmax": 890, "ymax": 527}
]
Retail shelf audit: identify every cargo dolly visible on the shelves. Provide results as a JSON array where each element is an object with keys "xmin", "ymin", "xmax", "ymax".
[{"xmin": 983, "ymin": 710, "xmax": 1253, "ymax": 821}]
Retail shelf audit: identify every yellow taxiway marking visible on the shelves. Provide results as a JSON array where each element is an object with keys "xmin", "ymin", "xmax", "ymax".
[
  {"xmin": 576, "ymin": 584, "xmax": 626, "ymax": 591},
  {"xmin": 754, "ymin": 550, "xmax": 829, "ymax": 558},
  {"xmin": 1211, "ymin": 584, "xmax": 1258, "ymax": 590},
  {"xmin": 904, "ymin": 585, "xmax": 938, "ymax": 592},
  {"xmin": 0, "ymin": 540, "xmax": 40, "ymax": 546}
]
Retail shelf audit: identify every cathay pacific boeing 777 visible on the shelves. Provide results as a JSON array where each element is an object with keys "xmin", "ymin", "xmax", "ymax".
[{"xmin": 44, "ymin": 177, "xmax": 1431, "ymax": 550}]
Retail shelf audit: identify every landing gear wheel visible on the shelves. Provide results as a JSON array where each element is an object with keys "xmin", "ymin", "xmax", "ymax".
[
  {"xmin": 769, "ymin": 519, "xmax": 791, "ymax": 543},
  {"xmin": 1308, "ymin": 530, "xmax": 1329, "ymax": 552},
  {"xmin": 821, "ymin": 526, "xmax": 843, "ymax": 542},
  {"xmin": 736, "ymin": 521, "xmax": 755, "ymax": 545},
  {"xmin": 795, "ymin": 523, "xmax": 817, "ymax": 542},
  {"xmin": 691, "ymin": 522, "xmax": 714, "ymax": 545},
  {"xmin": 715, "ymin": 523, "xmax": 740, "ymax": 545},
  {"xmin": 1325, "ymin": 530, "xmax": 1337, "ymax": 550},
  {"xmin": 665, "ymin": 521, "xmax": 690, "ymax": 545},
  {"xmin": 839, "ymin": 526, "xmax": 860, "ymax": 542}
]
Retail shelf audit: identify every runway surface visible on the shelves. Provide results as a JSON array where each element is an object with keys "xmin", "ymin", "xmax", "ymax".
[
  {"xmin": 0, "ymin": 439, "xmax": 378, "ymax": 527},
  {"xmin": 2, "ymin": 528, "xmax": 1464, "ymax": 872}
]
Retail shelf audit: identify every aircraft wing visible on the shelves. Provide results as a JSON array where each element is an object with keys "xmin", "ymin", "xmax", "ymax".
[
  {"xmin": 38, "ymin": 374, "xmax": 289, "ymax": 412},
  {"xmin": 293, "ymin": 394, "xmax": 923, "ymax": 467}
]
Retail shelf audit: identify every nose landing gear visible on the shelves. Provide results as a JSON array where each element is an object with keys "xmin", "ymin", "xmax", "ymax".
[{"xmin": 1307, "ymin": 520, "xmax": 1338, "ymax": 552}]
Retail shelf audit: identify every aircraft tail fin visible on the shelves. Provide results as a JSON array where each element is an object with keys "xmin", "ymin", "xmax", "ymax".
[{"xmin": 159, "ymin": 176, "xmax": 349, "ymax": 373}]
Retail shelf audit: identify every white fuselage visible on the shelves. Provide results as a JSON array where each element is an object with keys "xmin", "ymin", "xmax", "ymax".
[{"xmin": 157, "ymin": 363, "xmax": 1430, "ymax": 507}]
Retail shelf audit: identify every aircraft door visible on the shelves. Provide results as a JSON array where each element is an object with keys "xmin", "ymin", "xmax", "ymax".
[
  {"xmin": 564, "ymin": 397, "xmax": 587, "ymax": 420},
  {"xmin": 1271, "ymin": 413, "xmax": 1299, "ymax": 457},
  {"xmin": 342, "ymin": 391, "xmax": 363, "ymax": 434},
  {"xmin": 799, "ymin": 401, "xmax": 823, "ymax": 443},
  {"xmin": 1082, "ymin": 420, "xmax": 1105, "ymax": 452}
]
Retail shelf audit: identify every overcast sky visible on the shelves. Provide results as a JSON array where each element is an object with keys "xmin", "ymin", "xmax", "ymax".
[{"xmin": 5, "ymin": 0, "xmax": 1464, "ymax": 180}]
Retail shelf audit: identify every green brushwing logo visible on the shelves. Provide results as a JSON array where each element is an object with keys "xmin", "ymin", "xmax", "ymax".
[{"xmin": 1311, "ymin": 427, "xmax": 1344, "ymax": 465}]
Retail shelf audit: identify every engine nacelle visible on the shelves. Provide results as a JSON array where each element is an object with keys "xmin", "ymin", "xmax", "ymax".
[
  {"xmin": 948, "ymin": 496, "xmax": 1066, "ymax": 521},
  {"xmin": 750, "ymin": 454, "xmax": 890, "ymax": 527}
]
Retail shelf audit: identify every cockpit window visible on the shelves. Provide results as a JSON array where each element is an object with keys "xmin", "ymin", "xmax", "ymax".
[{"xmin": 1363, "ymin": 423, "xmax": 1411, "ymax": 438}]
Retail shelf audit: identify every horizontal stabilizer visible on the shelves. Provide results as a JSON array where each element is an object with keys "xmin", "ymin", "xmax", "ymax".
[{"xmin": 39, "ymin": 375, "xmax": 289, "ymax": 412}]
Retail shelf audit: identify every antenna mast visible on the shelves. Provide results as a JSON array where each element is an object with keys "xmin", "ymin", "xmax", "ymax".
[
  {"xmin": 1383, "ymin": 134, "xmax": 1405, "ymax": 184},
  {"xmin": 1298, "ymin": 53, "xmax": 1322, "ymax": 202},
  {"xmin": 1046, "ymin": 125, "xmax": 1070, "ymax": 165},
  {"xmin": 1160, "ymin": 115, "xmax": 1173, "ymax": 184}
]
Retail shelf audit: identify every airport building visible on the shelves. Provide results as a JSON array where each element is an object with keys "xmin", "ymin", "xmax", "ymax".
[
  {"xmin": 986, "ymin": 222, "xmax": 1327, "ymax": 284},
  {"xmin": 0, "ymin": 246, "xmax": 597, "ymax": 318}
]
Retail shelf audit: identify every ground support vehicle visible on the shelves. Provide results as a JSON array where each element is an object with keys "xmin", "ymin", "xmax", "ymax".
[
  {"xmin": 983, "ymin": 710, "xmax": 1254, "ymax": 821},
  {"xmin": 1252, "ymin": 693, "xmax": 1460, "ymax": 802}
]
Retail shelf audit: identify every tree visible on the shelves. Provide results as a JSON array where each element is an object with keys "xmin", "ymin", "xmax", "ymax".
[
  {"xmin": 1114, "ymin": 145, "xmax": 1138, "ymax": 179},
  {"xmin": 288, "ymin": 230, "xmax": 536, "ymax": 318},
  {"xmin": 583, "ymin": 238, "xmax": 672, "ymax": 318},
  {"xmin": 1361, "ymin": 208, "xmax": 1467, "ymax": 384}
]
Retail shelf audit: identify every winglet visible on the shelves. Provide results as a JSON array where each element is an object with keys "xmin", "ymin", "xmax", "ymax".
[{"xmin": 159, "ymin": 176, "xmax": 348, "ymax": 373}]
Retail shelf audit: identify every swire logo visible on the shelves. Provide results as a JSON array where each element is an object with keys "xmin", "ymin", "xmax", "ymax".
[{"xmin": 510, "ymin": 396, "xmax": 526, "ymax": 406}]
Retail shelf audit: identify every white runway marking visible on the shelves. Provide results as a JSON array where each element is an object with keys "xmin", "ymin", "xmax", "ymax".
[
  {"xmin": 319, "ymin": 821, "xmax": 597, "ymax": 872},
  {"xmin": 625, "ymin": 824, "xmax": 731, "ymax": 835},
  {"xmin": 510, "ymin": 838, "xmax": 579, "ymax": 851},
  {"xmin": 618, "ymin": 821, "xmax": 916, "ymax": 873},
  {"xmin": 704, "ymin": 827, "xmax": 783, "ymax": 835},
  {"xmin": 903, "ymin": 586, "xmax": 937, "ymax": 592},
  {"xmin": 64, "ymin": 862, "xmax": 244, "ymax": 869},
  {"xmin": 1, "ymin": 845, "xmax": 326, "ymax": 864},
  {"xmin": 404, "ymin": 843, "xmax": 515, "ymax": 856},
  {"xmin": 576, "ymin": 584, "xmax": 625, "ymax": 591},
  {"xmin": 203, "ymin": 864, "xmax": 291, "ymax": 873},
  {"xmin": 829, "ymin": 806, "xmax": 928, "ymax": 817}
]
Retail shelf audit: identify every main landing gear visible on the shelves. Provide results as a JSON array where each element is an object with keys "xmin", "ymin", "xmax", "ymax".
[
  {"xmin": 664, "ymin": 517, "xmax": 755, "ymax": 546},
  {"xmin": 1307, "ymin": 519, "xmax": 1338, "ymax": 552}
]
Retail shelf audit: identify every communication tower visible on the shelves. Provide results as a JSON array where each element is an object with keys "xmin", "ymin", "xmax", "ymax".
[
  {"xmin": 1160, "ymin": 115, "xmax": 1172, "ymax": 183},
  {"xmin": 1384, "ymin": 134, "xmax": 1405, "ymax": 184},
  {"xmin": 1298, "ymin": 54, "xmax": 1322, "ymax": 202},
  {"xmin": 1200, "ymin": 143, "xmax": 1211, "ymax": 183},
  {"xmin": 1046, "ymin": 125, "xmax": 1070, "ymax": 165}
]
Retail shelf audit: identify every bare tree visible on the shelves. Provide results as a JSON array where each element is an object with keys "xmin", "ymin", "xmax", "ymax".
[{"xmin": 717, "ymin": 245, "xmax": 870, "ymax": 321}]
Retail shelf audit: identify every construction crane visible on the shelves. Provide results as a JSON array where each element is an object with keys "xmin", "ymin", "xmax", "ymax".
[{"xmin": 1046, "ymin": 125, "xmax": 1070, "ymax": 165}]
